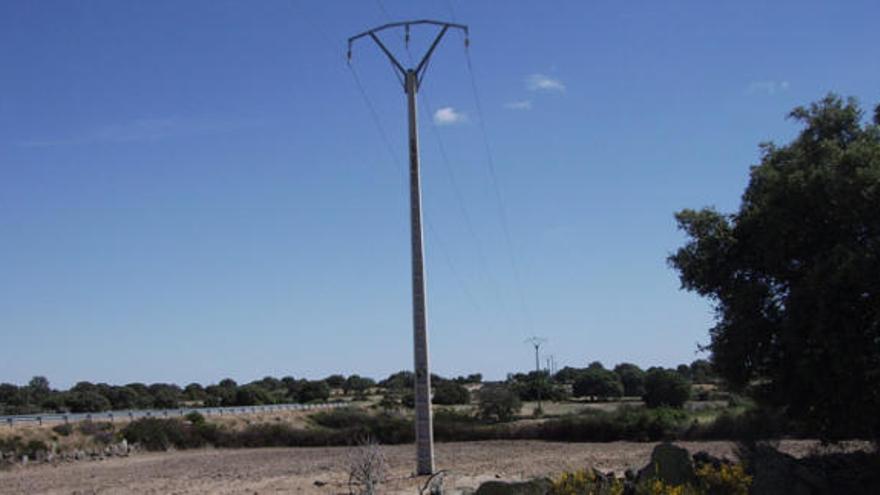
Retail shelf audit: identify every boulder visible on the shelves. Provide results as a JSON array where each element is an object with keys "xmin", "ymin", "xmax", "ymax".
[
  {"xmin": 746, "ymin": 444, "xmax": 822, "ymax": 495},
  {"xmin": 637, "ymin": 442, "xmax": 695, "ymax": 486}
]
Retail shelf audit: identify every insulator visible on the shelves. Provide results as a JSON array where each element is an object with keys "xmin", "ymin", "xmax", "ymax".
[
  {"xmin": 464, "ymin": 37, "xmax": 470, "ymax": 48},
  {"xmin": 405, "ymin": 25, "xmax": 410, "ymax": 46}
]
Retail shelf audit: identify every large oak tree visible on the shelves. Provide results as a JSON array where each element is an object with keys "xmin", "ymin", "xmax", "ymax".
[{"xmin": 670, "ymin": 95, "xmax": 880, "ymax": 440}]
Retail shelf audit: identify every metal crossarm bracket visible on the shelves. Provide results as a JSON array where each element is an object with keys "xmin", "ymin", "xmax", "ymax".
[{"xmin": 348, "ymin": 20, "xmax": 469, "ymax": 91}]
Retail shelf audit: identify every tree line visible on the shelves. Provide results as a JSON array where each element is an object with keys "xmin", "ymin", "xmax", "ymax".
[
  {"xmin": 0, "ymin": 360, "xmax": 712, "ymax": 416},
  {"xmin": 0, "ymin": 372, "xmax": 485, "ymax": 415}
]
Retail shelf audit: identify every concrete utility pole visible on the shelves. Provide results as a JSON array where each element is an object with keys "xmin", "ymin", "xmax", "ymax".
[{"xmin": 348, "ymin": 20, "xmax": 468, "ymax": 476}]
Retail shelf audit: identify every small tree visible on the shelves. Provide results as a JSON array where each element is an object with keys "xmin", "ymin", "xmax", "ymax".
[
  {"xmin": 299, "ymin": 380, "xmax": 330, "ymax": 402},
  {"xmin": 347, "ymin": 437, "xmax": 388, "ymax": 495},
  {"xmin": 613, "ymin": 363, "xmax": 646, "ymax": 397},
  {"xmin": 325, "ymin": 374, "xmax": 346, "ymax": 389},
  {"xmin": 477, "ymin": 385, "xmax": 522, "ymax": 423},
  {"xmin": 27, "ymin": 376, "xmax": 51, "ymax": 405},
  {"xmin": 511, "ymin": 371, "xmax": 569, "ymax": 401},
  {"xmin": 234, "ymin": 385, "xmax": 273, "ymax": 406},
  {"xmin": 432, "ymin": 381, "xmax": 470, "ymax": 405},
  {"xmin": 554, "ymin": 366, "xmax": 583, "ymax": 384},
  {"xmin": 183, "ymin": 383, "xmax": 207, "ymax": 402},
  {"xmin": 343, "ymin": 375, "xmax": 376, "ymax": 395},
  {"xmin": 379, "ymin": 371, "xmax": 414, "ymax": 390},
  {"xmin": 466, "ymin": 373, "xmax": 483, "ymax": 383},
  {"xmin": 572, "ymin": 369, "xmax": 624, "ymax": 400},
  {"xmin": 66, "ymin": 390, "xmax": 112, "ymax": 413},
  {"xmin": 643, "ymin": 369, "xmax": 691, "ymax": 409},
  {"xmin": 689, "ymin": 359, "xmax": 715, "ymax": 384}
]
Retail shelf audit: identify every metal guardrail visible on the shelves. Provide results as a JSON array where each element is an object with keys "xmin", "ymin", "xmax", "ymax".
[{"xmin": 1, "ymin": 401, "xmax": 348, "ymax": 427}]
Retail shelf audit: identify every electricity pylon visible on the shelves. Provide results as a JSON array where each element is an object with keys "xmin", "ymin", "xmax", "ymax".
[
  {"xmin": 348, "ymin": 20, "xmax": 468, "ymax": 476},
  {"xmin": 525, "ymin": 336, "xmax": 547, "ymax": 411}
]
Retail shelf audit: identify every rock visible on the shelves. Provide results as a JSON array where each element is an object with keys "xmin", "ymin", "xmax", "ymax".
[
  {"xmin": 746, "ymin": 444, "xmax": 826, "ymax": 495},
  {"xmin": 21, "ymin": 454, "xmax": 28, "ymax": 466},
  {"xmin": 474, "ymin": 478, "xmax": 552, "ymax": 495},
  {"xmin": 637, "ymin": 442, "xmax": 696, "ymax": 486}
]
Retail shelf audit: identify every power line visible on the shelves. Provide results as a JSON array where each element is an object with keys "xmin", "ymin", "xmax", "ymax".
[
  {"xmin": 441, "ymin": 0, "xmax": 536, "ymax": 336},
  {"xmin": 418, "ymin": 86, "xmax": 507, "ymax": 310},
  {"xmin": 463, "ymin": 40, "xmax": 536, "ymax": 337},
  {"xmin": 369, "ymin": 2, "xmax": 500, "ymax": 321},
  {"xmin": 294, "ymin": 2, "xmax": 488, "ymax": 361},
  {"xmin": 348, "ymin": 62, "xmax": 488, "ymax": 318}
]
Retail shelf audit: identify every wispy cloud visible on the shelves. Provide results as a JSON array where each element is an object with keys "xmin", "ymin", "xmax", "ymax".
[
  {"xmin": 527, "ymin": 74, "xmax": 565, "ymax": 92},
  {"xmin": 433, "ymin": 107, "xmax": 467, "ymax": 125},
  {"xmin": 504, "ymin": 100, "xmax": 533, "ymax": 110},
  {"xmin": 746, "ymin": 80, "xmax": 790, "ymax": 95},
  {"xmin": 19, "ymin": 116, "xmax": 252, "ymax": 148}
]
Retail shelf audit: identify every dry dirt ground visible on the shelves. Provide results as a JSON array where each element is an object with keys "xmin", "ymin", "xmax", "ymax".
[{"xmin": 0, "ymin": 440, "xmax": 835, "ymax": 495}]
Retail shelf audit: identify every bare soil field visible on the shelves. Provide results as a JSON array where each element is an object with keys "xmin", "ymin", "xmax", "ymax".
[{"xmin": 0, "ymin": 440, "xmax": 839, "ymax": 495}]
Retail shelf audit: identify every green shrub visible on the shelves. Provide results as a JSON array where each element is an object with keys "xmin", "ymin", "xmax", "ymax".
[
  {"xmin": 121, "ymin": 418, "xmax": 206, "ymax": 451},
  {"xmin": 24, "ymin": 440, "xmax": 49, "ymax": 457},
  {"xmin": 685, "ymin": 408, "xmax": 793, "ymax": 440},
  {"xmin": 310, "ymin": 408, "xmax": 412, "ymax": 444},
  {"xmin": 432, "ymin": 381, "xmax": 470, "ymax": 405},
  {"xmin": 477, "ymin": 385, "xmax": 522, "ymax": 423},
  {"xmin": 310, "ymin": 407, "xmax": 368, "ymax": 429},
  {"xmin": 0, "ymin": 437, "xmax": 50, "ymax": 458},
  {"xmin": 510, "ymin": 371, "xmax": 569, "ymax": 402},
  {"xmin": 643, "ymin": 369, "xmax": 691, "ymax": 408},
  {"xmin": 539, "ymin": 407, "xmax": 688, "ymax": 442},
  {"xmin": 185, "ymin": 411, "xmax": 206, "ymax": 425},
  {"xmin": 52, "ymin": 423, "xmax": 73, "ymax": 436}
]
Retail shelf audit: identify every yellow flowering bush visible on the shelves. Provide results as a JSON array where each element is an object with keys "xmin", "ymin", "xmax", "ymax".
[
  {"xmin": 695, "ymin": 463, "xmax": 752, "ymax": 495},
  {"xmin": 550, "ymin": 469, "xmax": 625, "ymax": 495},
  {"xmin": 550, "ymin": 462, "xmax": 751, "ymax": 495},
  {"xmin": 636, "ymin": 479, "xmax": 701, "ymax": 495}
]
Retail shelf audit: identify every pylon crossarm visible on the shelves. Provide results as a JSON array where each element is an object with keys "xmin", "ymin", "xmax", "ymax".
[
  {"xmin": 348, "ymin": 19, "xmax": 469, "ymax": 90},
  {"xmin": 348, "ymin": 19, "xmax": 467, "ymax": 45}
]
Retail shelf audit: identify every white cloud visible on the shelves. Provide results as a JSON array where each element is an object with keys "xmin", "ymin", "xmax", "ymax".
[
  {"xmin": 527, "ymin": 74, "xmax": 565, "ymax": 92},
  {"xmin": 746, "ymin": 80, "xmax": 791, "ymax": 95},
  {"xmin": 504, "ymin": 100, "xmax": 533, "ymax": 110},
  {"xmin": 433, "ymin": 107, "xmax": 466, "ymax": 125}
]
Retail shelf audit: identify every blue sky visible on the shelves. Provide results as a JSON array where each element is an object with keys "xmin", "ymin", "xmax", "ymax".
[{"xmin": 2, "ymin": 1, "xmax": 878, "ymax": 388}]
